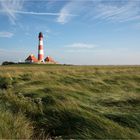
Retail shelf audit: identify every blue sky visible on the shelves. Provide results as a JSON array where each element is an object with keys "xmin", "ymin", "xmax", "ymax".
[{"xmin": 0, "ymin": 0, "xmax": 140, "ymax": 65}]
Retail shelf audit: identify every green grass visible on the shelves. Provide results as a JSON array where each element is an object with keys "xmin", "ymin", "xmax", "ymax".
[{"xmin": 0, "ymin": 65, "xmax": 140, "ymax": 139}]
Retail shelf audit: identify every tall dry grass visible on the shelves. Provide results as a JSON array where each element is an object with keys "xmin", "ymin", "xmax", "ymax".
[{"xmin": 0, "ymin": 64, "xmax": 140, "ymax": 139}]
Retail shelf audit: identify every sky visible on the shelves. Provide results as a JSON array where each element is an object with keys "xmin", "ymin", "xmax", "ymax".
[{"xmin": 0, "ymin": 0, "xmax": 140, "ymax": 65}]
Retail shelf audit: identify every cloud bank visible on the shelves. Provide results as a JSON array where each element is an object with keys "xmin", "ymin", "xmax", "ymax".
[
  {"xmin": 57, "ymin": 0, "xmax": 140, "ymax": 24},
  {"xmin": 0, "ymin": 0, "xmax": 76, "ymax": 24},
  {"xmin": 0, "ymin": 31, "xmax": 13, "ymax": 38},
  {"xmin": 67, "ymin": 43, "xmax": 96, "ymax": 49},
  {"xmin": 1, "ymin": 0, "xmax": 140, "ymax": 25}
]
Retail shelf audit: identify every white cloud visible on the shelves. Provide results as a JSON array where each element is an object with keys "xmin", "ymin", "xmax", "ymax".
[
  {"xmin": 57, "ymin": 1, "xmax": 140, "ymax": 24},
  {"xmin": 2, "ymin": 0, "xmax": 139, "ymax": 25},
  {"xmin": 1, "ymin": 0, "xmax": 140, "ymax": 26},
  {"xmin": 11, "ymin": 10, "xmax": 64, "ymax": 16},
  {"xmin": 66, "ymin": 43, "xmax": 97, "ymax": 49},
  {"xmin": 57, "ymin": 8, "xmax": 70, "ymax": 24},
  {"xmin": 0, "ymin": 0, "xmax": 24, "ymax": 24},
  {"xmin": 92, "ymin": 1, "xmax": 140, "ymax": 23},
  {"xmin": 0, "ymin": 0, "xmax": 76, "ymax": 24},
  {"xmin": 0, "ymin": 31, "xmax": 14, "ymax": 38},
  {"xmin": 57, "ymin": 1, "xmax": 84, "ymax": 24}
]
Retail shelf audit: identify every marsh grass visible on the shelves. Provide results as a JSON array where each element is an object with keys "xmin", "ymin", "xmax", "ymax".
[
  {"xmin": 0, "ymin": 65, "xmax": 140, "ymax": 139},
  {"xmin": 0, "ymin": 109, "xmax": 33, "ymax": 139}
]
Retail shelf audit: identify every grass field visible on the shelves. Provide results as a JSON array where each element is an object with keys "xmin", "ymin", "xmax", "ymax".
[{"xmin": 0, "ymin": 64, "xmax": 140, "ymax": 139}]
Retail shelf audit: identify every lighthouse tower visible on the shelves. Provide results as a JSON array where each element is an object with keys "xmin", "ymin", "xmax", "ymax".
[{"xmin": 38, "ymin": 32, "xmax": 44, "ymax": 62}]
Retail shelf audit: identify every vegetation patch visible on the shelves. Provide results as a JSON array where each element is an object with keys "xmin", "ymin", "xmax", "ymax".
[
  {"xmin": 19, "ymin": 73, "xmax": 32, "ymax": 81},
  {"xmin": 104, "ymin": 113, "xmax": 140, "ymax": 132},
  {"xmin": 0, "ymin": 110, "xmax": 33, "ymax": 139},
  {"xmin": 100, "ymin": 98, "xmax": 140, "ymax": 107},
  {"xmin": 0, "ymin": 65, "xmax": 140, "ymax": 139},
  {"xmin": 0, "ymin": 77, "xmax": 12, "ymax": 89}
]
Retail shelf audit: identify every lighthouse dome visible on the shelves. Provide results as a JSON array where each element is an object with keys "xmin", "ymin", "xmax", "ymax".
[{"xmin": 39, "ymin": 32, "xmax": 43, "ymax": 37}]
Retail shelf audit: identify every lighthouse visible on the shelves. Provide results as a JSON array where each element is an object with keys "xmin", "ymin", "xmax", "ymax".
[
  {"xmin": 38, "ymin": 32, "xmax": 44, "ymax": 62},
  {"xmin": 25, "ymin": 32, "xmax": 57, "ymax": 64}
]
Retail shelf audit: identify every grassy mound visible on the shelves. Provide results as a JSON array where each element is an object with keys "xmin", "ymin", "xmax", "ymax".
[{"xmin": 0, "ymin": 65, "xmax": 140, "ymax": 139}]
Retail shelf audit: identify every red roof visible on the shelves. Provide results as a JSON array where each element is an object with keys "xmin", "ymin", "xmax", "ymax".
[
  {"xmin": 25, "ymin": 54, "xmax": 38, "ymax": 62},
  {"xmin": 44, "ymin": 56, "xmax": 55, "ymax": 63}
]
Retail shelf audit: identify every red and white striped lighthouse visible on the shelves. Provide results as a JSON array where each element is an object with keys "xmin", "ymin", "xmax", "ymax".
[{"xmin": 38, "ymin": 32, "xmax": 44, "ymax": 62}]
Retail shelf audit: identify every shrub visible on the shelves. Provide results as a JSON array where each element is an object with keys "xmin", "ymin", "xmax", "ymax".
[{"xmin": 2, "ymin": 61, "xmax": 15, "ymax": 65}]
